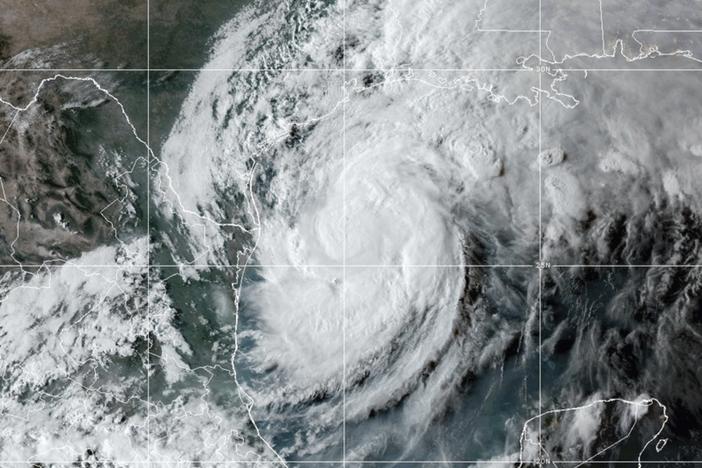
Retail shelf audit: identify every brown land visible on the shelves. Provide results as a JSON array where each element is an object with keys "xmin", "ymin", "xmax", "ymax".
[{"xmin": 0, "ymin": 0, "xmax": 146, "ymax": 68}]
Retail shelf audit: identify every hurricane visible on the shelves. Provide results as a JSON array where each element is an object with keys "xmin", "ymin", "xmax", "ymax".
[
  {"xmin": 2, "ymin": 0, "xmax": 702, "ymax": 465},
  {"xmin": 151, "ymin": 0, "xmax": 702, "ymax": 464}
]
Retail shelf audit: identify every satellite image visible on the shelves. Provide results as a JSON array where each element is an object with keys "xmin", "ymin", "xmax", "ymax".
[{"xmin": 0, "ymin": 0, "xmax": 701, "ymax": 466}]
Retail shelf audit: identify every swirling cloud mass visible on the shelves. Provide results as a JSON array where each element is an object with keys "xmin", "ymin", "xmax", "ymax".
[{"xmin": 2, "ymin": 0, "xmax": 702, "ymax": 465}]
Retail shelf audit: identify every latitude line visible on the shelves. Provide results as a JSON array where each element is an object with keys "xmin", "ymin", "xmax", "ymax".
[
  {"xmin": 2, "ymin": 67, "xmax": 702, "ymax": 72},
  {"xmin": 0, "ymin": 67, "xmax": 532, "ymax": 72},
  {"xmin": 4, "ymin": 263, "xmax": 702, "ymax": 269},
  {"xmin": 0, "ymin": 460, "xmax": 694, "ymax": 464}
]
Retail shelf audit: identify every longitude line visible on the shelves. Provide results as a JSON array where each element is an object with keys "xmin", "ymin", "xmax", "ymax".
[
  {"xmin": 538, "ymin": 0, "xmax": 544, "ymax": 462},
  {"xmin": 146, "ymin": 0, "xmax": 151, "ymax": 464},
  {"xmin": 342, "ymin": 0, "xmax": 348, "ymax": 466}
]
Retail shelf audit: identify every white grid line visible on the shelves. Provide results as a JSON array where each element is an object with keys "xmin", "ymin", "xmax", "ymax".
[
  {"xmin": 559, "ymin": 68, "xmax": 702, "ymax": 71},
  {"xmin": 2, "ymin": 67, "xmax": 702, "ymax": 72},
  {"xmin": 537, "ymin": 0, "xmax": 544, "ymax": 460},
  {"xmin": 146, "ymin": 0, "xmax": 152, "ymax": 463},
  {"xmin": 0, "ymin": 460, "xmax": 697, "ymax": 465},
  {"xmin": 0, "ymin": 67, "xmax": 535, "ymax": 72},
  {"xmin": 2, "ymin": 263, "xmax": 702, "ymax": 269},
  {"xmin": 342, "ymin": 0, "xmax": 348, "ymax": 464}
]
